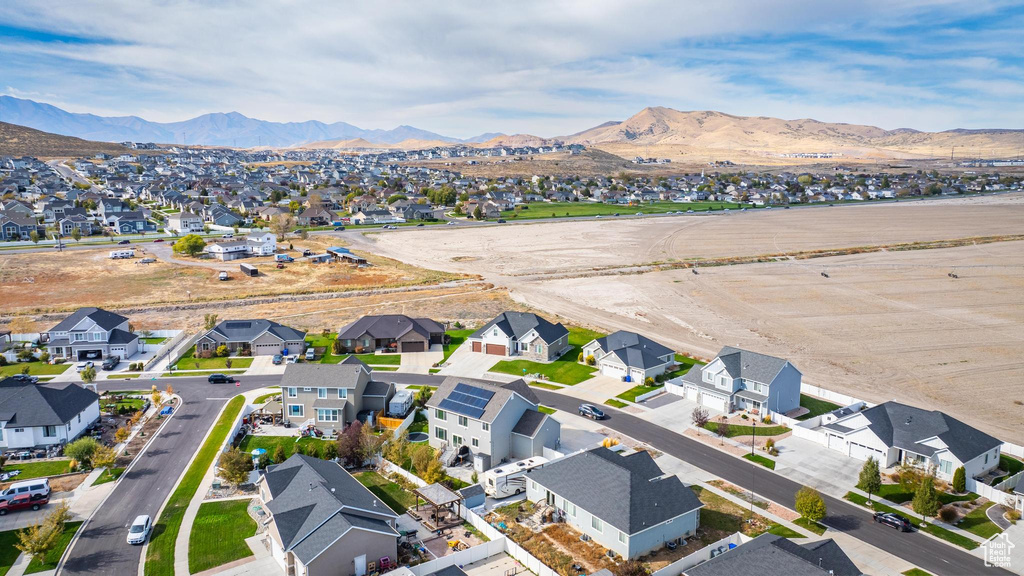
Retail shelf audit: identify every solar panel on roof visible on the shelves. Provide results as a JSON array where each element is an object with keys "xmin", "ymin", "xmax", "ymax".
[
  {"xmin": 438, "ymin": 398, "xmax": 484, "ymax": 419},
  {"xmin": 454, "ymin": 383, "xmax": 494, "ymax": 401}
]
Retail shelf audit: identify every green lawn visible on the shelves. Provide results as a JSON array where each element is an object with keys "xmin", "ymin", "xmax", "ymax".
[
  {"xmin": 253, "ymin": 390, "xmax": 281, "ymax": 404},
  {"xmin": 0, "ymin": 361, "xmax": 72, "ymax": 378},
  {"xmin": 767, "ymin": 524, "xmax": 805, "ymax": 538},
  {"xmin": 845, "ymin": 492, "xmax": 978, "ymax": 550},
  {"xmin": 490, "ymin": 327, "xmax": 604, "ymax": 385},
  {"xmin": 500, "ymin": 200, "xmax": 750, "ymax": 220},
  {"xmin": 793, "ymin": 517, "xmax": 827, "ymax": 535},
  {"xmin": 161, "ymin": 369, "xmax": 246, "ymax": 377},
  {"xmin": 538, "ymin": 406, "xmax": 556, "ymax": 415},
  {"xmin": 1, "ymin": 460, "xmax": 72, "ymax": 480},
  {"xmin": 173, "ymin": 347, "xmax": 254, "ymax": 370},
  {"xmin": 188, "ymin": 500, "xmax": 257, "ymax": 574},
  {"xmin": 100, "ymin": 395, "xmax": 145, "ymax": 413},
  {"xmin": 958, "ymin": 502, "xmax": 1002, "ymax": 539},
  {"xmin": 442, "ymin": 329, "xmax": 474, "ymax": 364},
  {"xmin": 141, "ymin": 337, "xmax": 168, "ymax": 345},
  {"xmin": 604, "ymin": 399, "xmax": 628, "ymax": 409},
  {"xmin": 92, "ymin": 467, "xmax": 125, "ymax": 486},
  {"xmin": 24, "ymin": 521, "xmax": 84, "ymax": 574},
  {"xmin": 306, "ymin": 334, "xmax": 404, "ymax": 366},
  {"xmin": 796, "ymin": 394, "xmax": 843, "ymax": 420},
  {"xmin": 356, "ymin": 471, "xmax": 417, "ymax": 514},
  {"xmin": 145, "ymin": 395, "xmax": 246, "ymax": 576},
  {"xmin": 237, "ymin": 435, "xmax": 330, "ymax": 461},
  {"xmin": 704, "ymin": 422, "xmax": 789, "ymax": 438},
  {"xmin": 616, "ymin": 384, "xmax": 662, "ymax": 403},
  {"xmin": 528, "ymin": 381, "xmax": 561, "ymax": 390},
  {"xmin": 743, "ymin": 453, "xmax": 776, "ymax": 470},
  {"xmin": 902, "ymin": 569, "xmax": 933, "ymax": 576},
  {"xmin": 664, "ymin": 354, "xmax": 703, "ymax": 379},
  {"xmin": 0, "ymin": 529, "xmax": 21, "ymax": 576},
  {"xmin": 992, "ymin": 454, "xmax": 1024, "ymax": 485},
  {"xmin": 874, "ymin": 483, "xmax": 978, "ymax": 506}
]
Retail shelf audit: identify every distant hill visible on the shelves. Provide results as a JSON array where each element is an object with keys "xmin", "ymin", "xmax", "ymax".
[{"xmin": 0, "ymin": 121, "xmax": 131, "ymax": 158}]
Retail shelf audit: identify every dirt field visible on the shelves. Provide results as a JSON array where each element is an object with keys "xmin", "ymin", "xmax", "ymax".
[{"xmin": 355, "ymin": 193, "xmax": 1024, "ymax": 439}]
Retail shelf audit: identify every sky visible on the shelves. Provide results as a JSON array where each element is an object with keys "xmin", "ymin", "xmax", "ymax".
[{"xmin": 1, "ymin": 0, "xmax": 1023, "ymax": 138}]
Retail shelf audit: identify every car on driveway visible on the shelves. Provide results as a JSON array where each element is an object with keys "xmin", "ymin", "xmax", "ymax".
[
  {"xmin": 127, "ymin": 515, "xmax": 151, "ymax": 544},
  {"xmin": 76, "ymin": 361, "xmax": 94, "ymax": 372},
  {"xmin": 272, "ymin": 354, "xmax": 283, "ymax": 365},
  {"xmin": 578, "ymin": 404, "xmax": 606, "ymax": 420},
  {"xmin": 873, "ymin": 511, "xmax": 912, "ymax": 532},
  {"xmin": 207, "ymin": 373, "xmax": 236, "ymax": 384},
  {"xmin": 0, "ymin": 493, "xmax": 48, "ymax": 515},
  {"xmin": 101, "ymin": 356, "xmax": 120, "ymax": 371}
]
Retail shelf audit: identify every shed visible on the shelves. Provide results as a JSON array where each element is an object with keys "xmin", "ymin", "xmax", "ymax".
[
  {"xmin": 458, "ymin": 484, "xmax": 486, "ymax": 510},
  {"xmin": 308, "ymin": 253, "xmax": 332, "ymax": 264},
  {"xmin": 240, "ymin": 263, "xmax": 258, "ymax": 276},
  {"xmin": 327, "ymin": 246, "xmax": 351, "ymax": 257},
  {"xmin": 388, "ymin": 389, "xmax": 414, "ymax": 417},
  {"xmin": 339, "ymin": 253, "xmax": 368, "ymax": 265}
]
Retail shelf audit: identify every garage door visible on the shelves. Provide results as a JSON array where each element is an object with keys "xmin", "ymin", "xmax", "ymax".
[
  {"xmin": 472, "ymin": 341, "xmax": 482, "ymax": 353},
  {"xmin": 401, "ymin": 341, "xmax": 425, "ymax": 353},
  {"xmin": 602, "ymin": 364, "xmax": 626, "ymax": 378},
  {"xmin": 685, "ymin": 386, "xmax": 698, "ymax": 401},
  {"xmin": 77, "ymin": 349, "xmax": 103, "ymax": 360},
  {"xmin": 701, "ymin": 394, "xmax": 727, "ymax": 412},
  {"xmin": 485, "ymin": 343, "xmax": 507, "ymax": 356},
  {"xmin": 849, "ymin": 442, "xmax": 884, "ymax": 461},
  {"xmin": 827, "ymin": 434, "xmax": 845, "ymax": 452},
  {"xmin": 255, "ymin": 344, "xmax": 281, "ymax": 355}
]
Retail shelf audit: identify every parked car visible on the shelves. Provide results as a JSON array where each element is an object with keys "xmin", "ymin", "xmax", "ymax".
[
  {"xmin": 118, "ymin": 240, "xmax": 131, "ymax": 245},
  {"xmin": 218, "ymin": 271, "xmax": 229, "ymax": 281},
  {"xmin": 446, "ymin": 221, "xmax": 456, "ymax": 225},
  {"xmin": 76, "ymin": 361, "xmax": 94, "ymax": 372},
  {"xmin": 0, "ymin": 494, "xmax": 48, "ymax": 515},
  {"xmin": 0, "ymin": 479, "xmax": 50, "ymax": 505},
  {"xmin": 305, "ymin": 349, "xmax": 316, "ymax": 361},
  {"xmin": 153, "ymin": 238, "xmax": 164, "ymax": 242},
  {"xmin": 687, "ymin": 209, "xmax": 694, "ymax": 213},
  {"xmin": 127, "ymin": 515, "xmax": 152, "ymax": 545},
  {"xmin": 272, "ymin": 354, "xmax": 283, "ymax": 365},
  {"xmin": 613, "ymin": 213, "xmax": 620, "ymax": 216},
  {"xmin": 635, "ymin": 212, "xmax": 643, "ymax": 216},
  {"xmin": 578, "ymin": 404, "xmax": 606, "ymax": 420},
  {"xmin": 873, "ymin": 512, "xmax": 912, "ymax": 532},
  {"xmin": 138, "ymin": 258, "xmax": 156, "ymax": 264},
  {"xmin": 333, "ymin": 226, "xmax": 346, "ymax": 231},
  {"xmin": 222, "ymin": 233, "xmax": 234, "ymax": 238},
  {"xmin": 286, "ymin": 355, "xmax": 299, "ymax": 364},
  {"xmin": 416, "ymin": 223, "xmax": 424, "ymax": 227},
  {"xmin": 101, "ymin": 356, "xmax": 120, "ymax": 371},
  {"xmin": 11, "ymin": 374, "xmax": 38, "ymax": 384},
  {"xmin": 207, "ymin": 373, "xmax": 236, "ymax": 384}
]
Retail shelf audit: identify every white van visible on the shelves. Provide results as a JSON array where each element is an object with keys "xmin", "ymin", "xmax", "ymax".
[
  {"xmin": 109, "ymin": 249, "xmax": 135, "ymax": 259},
  {"xmin": 0, "ymin": 478, "xmax": 51, "ymax": 504}
]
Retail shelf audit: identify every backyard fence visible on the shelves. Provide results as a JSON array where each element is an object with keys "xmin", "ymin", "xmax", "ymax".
[
  {"xmin": 650, "ymin": 533, "xmax": 749, "ymax": 576},
  {"xmin": 390, "ymin": 410, "xmax": 418, "ymax": 440},
  {"xmin": 799, "ymin": 383, "xmax": 864, "ymax": 408},
  {"xmin": 969, "ymin": 471, "xmax": 1023, "ymax": 502},
  {"xmin": 380, "ymin": 459, "xmax": 428, "ymax": 488},
  {"xmin": 633, "ymin": 388, "xmax": 665, "ymax": 403}
]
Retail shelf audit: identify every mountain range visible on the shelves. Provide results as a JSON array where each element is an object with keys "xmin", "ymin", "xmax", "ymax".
[{"xmin": 0, "ymin": 96, "xmax": 500, "ymax": 148}]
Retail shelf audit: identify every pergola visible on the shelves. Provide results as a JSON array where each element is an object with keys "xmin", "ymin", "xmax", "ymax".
[
  {"xmin": 412, "ymin": 483, "xmax": 463, "ymax": 531},
  {"xmin": 252, "ymin": 399, "xmax": 284, "ymax": 424}
]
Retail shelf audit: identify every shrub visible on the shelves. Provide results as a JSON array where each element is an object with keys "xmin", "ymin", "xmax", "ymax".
[
  {"xmin": 1008, "ymin": 509, "xmax": 1021, "ymax": 524},
  {"xmin": 644, "ymin": 377, "xmax": 655, "ymax": 386},
  {"xmin": 764, "ymin": 438, "xmax": 775, "ymax": 450},
  {"xmin": 215, "ymin": 345, "xmax": 229, "ymax": 358},
  {"xmin": 0, "ymin": 356, "xmax": 7, "ymax": 366},
  {"xmin": 939, "ymin": 506, "xmax": 958, "ymax": 523},
  {"xmin": 952, "ymin": 466, "xmax": 966, "ymax": 493},
  {"xmin": 577, "ymin": 352, "xmax": 584, "ymax": 363},
  {"xmin": 354, "ymin": 346, "xmax": 364, "ymax": 354},
  {"xmin": 762, "ymin": 416, "xmax": 772, "ymax": 425},
  {"xmin": 453, "ymin": 321, "xmax": 463, "ymax": 329},
  {"xmin": 322, "ymin": 442, "xmax": 338, "ymax": 460},
  {"xmin": 17, "ymin": 349, "xmax": 34, "ymax": 361},
  {"xmin": 38, "ymin": 351, "xmax": 50, "ymax": 363},
  {"xmin": 585, "ymin": 355, "xmax": 596, "ymax": 366},
  {"xmin": 65, "ymin": 437, "xmax": 100, "ymax": 468},
  {"xmin": 219, "ymin": 448, "xmax": 254, "ymax": 486},
  {"xmin": 273, "ymin": 444, "xmax": 286, "ymax": 463},
  {"xmin": 332, "ymin": 338, "xmax": 344, "ymax": 355},
  {"xmin": 740, "ymin": 413, "xmax": 749, "ymax": 420}
]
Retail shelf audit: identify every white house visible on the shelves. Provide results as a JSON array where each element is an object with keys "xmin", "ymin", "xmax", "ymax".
[
  {"xmin": 467, "ymin": 312, "xmax": 569, "ymax": 362},
  {"xmin": 247, "ymin": 232, "xmax": 276, "ymax": 256},
  {"xmin": 167, "ymin": 210, "xmax": 203, "ymax": 234},
  {"xmin": 44, "ymin": 307, "xmax": 140, "ymax": 362},
  {"xmin": 205, "ymin": 233, "xmax": 277, "ymax": 261},
  {"xmin": 670, "ymin": 346, "xmax": 801, "ymax": 417},
  {"xmin": 0, "ymin": 377, "xmax": 101, "ymax": 450},
  {"xmin": 582, "ymin": 330, "xmax": 674, "ymax": 382},
  {"xmin": 817, "ymin": 401, "xmax": 1002, "ymax": 482}
]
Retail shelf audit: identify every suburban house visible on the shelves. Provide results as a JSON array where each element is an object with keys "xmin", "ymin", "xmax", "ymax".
[
  {"xmin": 259, "ymin": 454, "xmax": 399, "ymax": 576},
  {"xmin": 0, "ymin": 377, "xmax": 101, "ymax": 450},
  {"xmin": 427, "ymin": 376, "xmax": 560, "ymax": 472},
  {"xmin": 817, "ymin": 401, "xmax": 1002, "ymax": 482},
  {"xmin": 682, "ymin": 533, "xmax": 861, "ymax": 576},
  {"xmin": 525, "ymin": 447, "xmax": 703, "ymax": 559},
  {"xmin": 205, "ymin": 232, "xmax": 277, "ymax": 261},
  {"xmin": 336, "ymin": 314, "xmax": 444, "ymax": 353},
  {"xmin": 467, "ymin": 312, "xmax": 569, "ymax": 361},
  {"xmin": 44, "ymin": 307, "xmax": 140, "ymax": 361},
  {"xmin": 0, "ymin": 212, "xmax": 44, "ymax": 241},
  {"xmin": 196, "ymin": 319, "xmax": 306, "ymax": 356},
  {"xmin": 167, "ymin": 211, "xmax": 203, "ymax": 234},
  {"xmin": 352, "ymin": 209, "xmax": 400, "ymax": 225},
  {"xmin": 670, "ymin": 346, "xmax": 801, "ymax": 417},
  {"xmin": 108, "ymin": 211, "xmax": 156, "ymax": 234},
  {"xmin": 296, "ymin": 207, "xmax": 337, "ymax": 227},
  {"xmin": 581, "ymin": 330, "xmax": 675, "ymax": 382},
  {"xmin": 279, "ymin": 361, "xmax": 394, "ymax": 431}
]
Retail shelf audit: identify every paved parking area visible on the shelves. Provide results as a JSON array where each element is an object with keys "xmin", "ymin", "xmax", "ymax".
[
  {"xmin": 641, "ymin": 391, "xmax": 680, "ymax": 409},
  {"xmin": 773, "ymin": 435, "xmax": 864, "ymax": 497},
  {"xmin": 637, "ymin": 392, "xmax": 721, "ymax": 433},
  {"xmin": 398, "ymin": 346, "xmax": 444, "ymax": 374},
  {"xmin": 245, "ymin": 355, "xmax": 286, "ymax": 375},
  {"xmin": 437, "ymin": 344, "xmax": 499, "ymax": 378}
]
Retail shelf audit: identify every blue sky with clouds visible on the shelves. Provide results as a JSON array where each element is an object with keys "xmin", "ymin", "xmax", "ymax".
[{"xmin": 1, "ymin": 1, "xmax": 1022, "ymax": 138}]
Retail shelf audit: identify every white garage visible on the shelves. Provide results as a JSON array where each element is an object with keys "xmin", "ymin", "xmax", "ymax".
[
  {"xmin": 685, "ymin": 386, "xmax": 699, "ymax": 401},
  {"xmin": 827, "ymin": 434, "xmax": 845, "ymax": 452},
  {"xmin": 600, "ymin": 363, "xmax": 627, "ymax": 379},
  {"xmin": 700, "ymin": 393, "xmax": 728, "ymax": 412},
  {"xmin": 849, "ymin": 441, "xmax": 885, "ymax": 462}
]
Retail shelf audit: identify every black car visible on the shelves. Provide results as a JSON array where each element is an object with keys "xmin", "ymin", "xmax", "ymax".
[
  {"xmin": 333, "ymin": 226, "xmax": 346, "ymax": 231},
  {"xmin": 207, "ymin": 373, "xmax": 237, "ymax": 384},
  {"xmin": 873, "ymin": 512, "xmax": 912, "ymax": 532},
  {"xmin": 101, "ymin": 356, "xmax": 120, "ymax": 371},
  {"xmin": 416, "ymin": 223, "xmax": 424, "ymax": 227},
  {"xmin": 496, "ymin": 219, "xmax": 506, "ymax": 223},
  {"xmin": 578, "ymin": 404, "xmax": 606, "ymax": 420},
  {"xmin": 118, "ymin": 240, "xmax": 131, "ymax": 245}
]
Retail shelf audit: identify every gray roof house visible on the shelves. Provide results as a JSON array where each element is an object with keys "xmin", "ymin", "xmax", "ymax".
[
  {"xmin": 817, "ymin": 401, "xmax": 1002, "ymax": 483},
  {"xmin": 258, "ymin": 454, "xmax": 399, "ymax": 576},
  {"xmin": 582, "ymin": 330, "xmax": 675, "ymax": 382},
  {"xmin": 525, "ymin": 447, "xmax": 703, "ymax": 559},
  {"xmin": 468, "ymin": 312, "xmax": 570, "ymax": 362},
  {"xmin": 683, "ymin": 533, "xmax": 861, "ymax": 576},
  {"xmin": 196, "ymin": 319, "xmax": 306, "ymax": 357},
  {"xmin": 426, "ymin": 376, "xmax": 559, "ymax": 472},
  {"xmin": 0, "ymin": 377, "xmax": 101, "ymax": 450},
  {"xmin": 44, "ymin": 307, "xmax": 140, "ymax": 362},
  {"xmin": 337, "ymin": 315, "xmax": 444, "ymax": 353},
  {"xmin": 279, "ymin": 361, "xmax": 394, "ymax": 431},
  {"xmin": 671, "ymin": 346, "xmax": 801, "ymax": 418}
]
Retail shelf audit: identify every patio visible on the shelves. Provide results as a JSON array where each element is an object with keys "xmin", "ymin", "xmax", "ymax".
[{"xmin": 408, "ymin": 483, "xmax": 465, "ymax": 532}]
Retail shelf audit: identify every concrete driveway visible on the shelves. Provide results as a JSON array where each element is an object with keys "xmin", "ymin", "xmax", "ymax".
[
  {"xmin": 398, "ymin": 346, "xmax": 444, "ymax": 374},
  {"xmin": 637, "ymin": 392, "xmax": 721, "ymax": 433},
  {"xmin": 437, "ymin": 344, "xmax": 499, "ymax": 378},
  {"xmin": 773, "ymin": 435, "xmax": 864, "ymax": 498},
  {"xmin": 246, "ymin": 355, "xmax": 286, "ymax": 375},
  {"xmin": 0, "ymin": 492, "xmax": 75, "ymax": 531}
]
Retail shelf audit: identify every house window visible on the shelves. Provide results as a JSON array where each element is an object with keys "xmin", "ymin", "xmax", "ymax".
[
  {"xmin": 338, "ymin": 388, "xmax": 348, "ymax": 399},
  {"xmin": 472, "ymin": 437, "xmax": 479, "ymax": 448},
  {"xmin": 492, "ymin": 329, "xmax": 498, "ymax": 337},
  {"xmin": 287, "ymin": 387, "xmax": 297, "ymax": 398},
  {"xmin": 531, "ymin": 481, "xmax": 537, "ymax": 491},
  {"xmin": 703, "ymin": 371, "xmax": 711, "ymax": 382},
  {"xmin": 535, "ymin": 345, "xmax": 542, "ymax": 354},
  {"xmin": 303, "ymin": 387, "xmax": 312, "ymax": 392},
  {"xmin": 592, "ymin": 517, "xmax": 603, "ymax": 532},
  {"xmin": 567, "ymin": 502, "xmax": 576, "ymax": 517},
  {"xmin": 288, "ymin": 405, "xmax": 304, "ymax": 417},
  {"xmin": 618, "ymin": 530, "xmax": 626, "ymax": 544},
  {"xmin": 482, "ymin": 423, "xmax": 489, "ymax": 431},
  {"xmin": 458, "ymin": 415, "xmax": 468, "ymax": 427},
  {"xmin": 939, "ymin": 460, "xmax": 953, "ymax": 476},
  {"xmin": 78, "ymin": 414, "xmax": 81, "ymax": 423},
  {"xmin": 435, "ymin": 427, "xmax": 447, "ymax": 441},
  {"xmin": 43, "ymin": 426, "xmax": 57, "ymax": 438},
  {"xmin": 317, "ymin": 388, "xmax": 327, "ymax": 399},
  {"xmin": 74, "ymin": 333, "xmax": 85, "ymax": 341},
  {"xmin": 985, "ymin": 453, "xmax": 989, "ymax": 465},
  {"xmin": 317, "ymin": 409, "xmax": 339, "ymax": 422},
  {"xmin": 435, "ymin": 409, "xmax": 446, "ymax": 421},
  {"xmin": 201, "ymin": 342, "xmax": 210, "ymax": 351},
  {"xmin": 453, "ymin": 435, "xmax": 463, "ymax": 446}
]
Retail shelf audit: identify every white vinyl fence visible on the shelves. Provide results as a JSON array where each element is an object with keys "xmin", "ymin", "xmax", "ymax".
[{"xmin": 650, "ymin": 533, "xmax": 749, "ymax": 576}]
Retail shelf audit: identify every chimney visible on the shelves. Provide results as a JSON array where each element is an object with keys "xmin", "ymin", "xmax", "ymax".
[{"xmin": 309, "ymin": 482, "xmax": 313, "ymax": 491}]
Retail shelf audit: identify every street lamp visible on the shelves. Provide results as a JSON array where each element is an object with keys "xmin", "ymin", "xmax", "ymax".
[{"xmin": 750, "ymin": 418, "xmax": 757, "ymax": 517}]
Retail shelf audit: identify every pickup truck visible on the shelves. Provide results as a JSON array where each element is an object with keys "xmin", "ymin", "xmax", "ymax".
[{"xmin": 0, "ymin": 494, "xmax": 48, "ymax": 516}]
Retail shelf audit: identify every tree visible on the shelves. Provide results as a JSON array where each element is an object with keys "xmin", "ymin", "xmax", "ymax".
[
  {"xmin": 92, "ymin": 445, "xmax": 117, "ymax": 470},
  {"xmin": 115, "ymin": 426, "xmax": 130, "ymax": 444},
  {"xmin": 270, "ymin": 213, "xmax": 296, "ymax": 240},
  {"xmin": 164, "ymin": 384, "xmax": 174, "ymax": 399},
  {"xmin": 71, "ymin": 227, "xmax": 82, "ymax": 242},
  {"xmin": 172, "ymin": 234, "xmax": 206, "ymax": 257},
  {"xmin": 337, "ymin": 421, "xmax": 365, "ymax": 466},
  {"xmin": 716, "ymin": 417, "xmax": 730, "ymax": 445},
  {"xmin": 472, "ymin": 205, "xmax": 483, "ymax": 220},
  {"xmin": 857, "ymin": 457, "xmax": 882, "ymax": 502},
  {"xmin": 795, "ymin": 486, "xmax": 827, "ymax": 522},
  {"xmin": 912, "ymin": 475, "xmax": 941, "ymax": 520},
  {"xmin": 414, "ymin": 388, "xmax": 432, "ymax": 408},
  {"xmin": 219, "ymin": 448, "xmax": 254, "ymax": 486},
  {"xmin": 411, "ymin": 444, "xmax": 435, "ymax": 477},
  {"xmin": 80, "ymin": 365, "xmax": 96, "ymax": 384},
  {"xmin": 322, "ymin": 442, "xmax": 338, "ymax": 460},
  {"xmin": 691, "ymin": 407, "xmax": 710, "ymax": 429},
  {"xmin": 29, "ymin": 230, "xmax": 40, "ymax": 244},
  {"xmin": 422, "ymin": 458, "xmax": 444, "ymax": 484},
  {"xmin": 360, "ymin": 423, "xmax": 386, "ymax": 463},
  {"xmin": 387, "ymin": 194, "xmax": 408, "ymax": 204},
  {"xmin": 65, "ymin": 437, "xmax": 100, "ymax": 469},
  {"xmin": 16, "ymin": 501, "xmax": 71, "ymax": 560},
  {"xmin": 383, "ymin": 436, "xmax": 408, "ymax": 464},
  {"xmin": 952, "ymin": 466, "xmax": 966, "ymax": 493},
  {"xmin": 203, "ymin": 314, "xmax": 219, "ymax": 331},
  {"xmin": 612, "ymin": 560, "xmax": 650, "ymax": 576},
  {"xmin": 273, "ymin": 444, "xmax": 287, "ymax": 463}
]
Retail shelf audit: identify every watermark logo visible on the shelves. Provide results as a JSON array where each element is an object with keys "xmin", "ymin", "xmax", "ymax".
[{"xmin": 983, "ymin": 532, "xmax": 1014, "ymax": 569}]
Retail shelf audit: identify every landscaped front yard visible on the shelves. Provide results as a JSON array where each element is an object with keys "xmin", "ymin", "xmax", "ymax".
[
  {"xmin": 173, "ymin": 347, "xmax": 254, "ymax": 370},
  {"xmin": 188, "ymin": 500, "xmax": 257, "ymax": 574},
  {"xmin": 442, "ymin": 329, "xmax": 473, "ymax": 364},
  {"xmin": 490, "ymin": 327, "xmax": 604, "ymax": 385},
  {"xmin": 703, "ymin": 422, "xmax": 789, "ymax": 438},
  {"xmin": 0, "ymin": 361, "xmax": 72, "ymax": 379},
  {"xmin": 617, "ymin": 383, "xmax": 662, "ymax": 403},
  {"xmin": 1, "ymin": 459, "xmax": 72, "ymax": 480},
  {"xmin": 845, "ymin": 492, "xmax": 979, "ymax": 550},
  {"xmin": 306, "ymin": 334, "xmax": 403, "ymax": 366}
]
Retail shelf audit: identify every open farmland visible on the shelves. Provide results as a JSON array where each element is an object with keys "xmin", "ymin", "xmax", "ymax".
[{"xmin": 355, "ymin": 193, "xmax": 1024, "ymax": 439}]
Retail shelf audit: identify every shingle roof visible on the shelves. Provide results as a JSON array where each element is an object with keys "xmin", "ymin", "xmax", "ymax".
[
  {"xmin": 338, "ymin": 315, "xmax": 443, "ymax": 341},
  {"xmin": 49, "ymin": 307, "xmax": 129, "ymax": 332},
  {"xmin": 280, "ymin": 363, "xmax": 369, "ymax": 390},
  {"xmin": 592, "ymin": 331, "xmax": 673, "ymax": 361},
  {"xmin": 0, "ymin": 378, "xmax": 99, "ymax": 427},
  {"xmin": 426, "ymin": 376, "xmax": 538, "ymax": 423},
  {"xmin": 684, "ymin": 534, "xmax": 861, "ymax": 576},
  {"xmin": 855, "ymin": 402, "xmax": 1001, "ymax": 462},
  {"xmin": 470, "ymin": 312, "xmax": 568, "ymax": 344},
  {"xmin": 511, "ymin": 410, "xmax": 548, "ymax": 437},
  {"xmin": 205, "ymin": 319, "xmax": 306, "ymax": 343},
  {"xmin": 715, "ymin": 346, "xmax": 792, "ymax": 384},
  {"xmin": 526, "ymin": 447, "xmax": 702, "ymax": 534}
]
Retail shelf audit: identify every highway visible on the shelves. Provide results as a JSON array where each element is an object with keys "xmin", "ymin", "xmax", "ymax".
[{"xmin": 60, "ymin": 372, "xmax": 1006, "ymax": 576}]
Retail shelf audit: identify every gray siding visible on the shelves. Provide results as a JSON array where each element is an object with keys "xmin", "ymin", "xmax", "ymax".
[
  {"xmin": 766, "ymin": 363, "xmax": 801, "ymax": 415},
  {"xmin": 303, "ymin": 526, "xmax": 398, "ymax": 576}
]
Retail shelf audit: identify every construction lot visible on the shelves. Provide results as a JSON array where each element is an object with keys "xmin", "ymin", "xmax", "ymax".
[{"xmin": 357, "ymin": 193, "xmax": 1024, "ymax": 440}]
